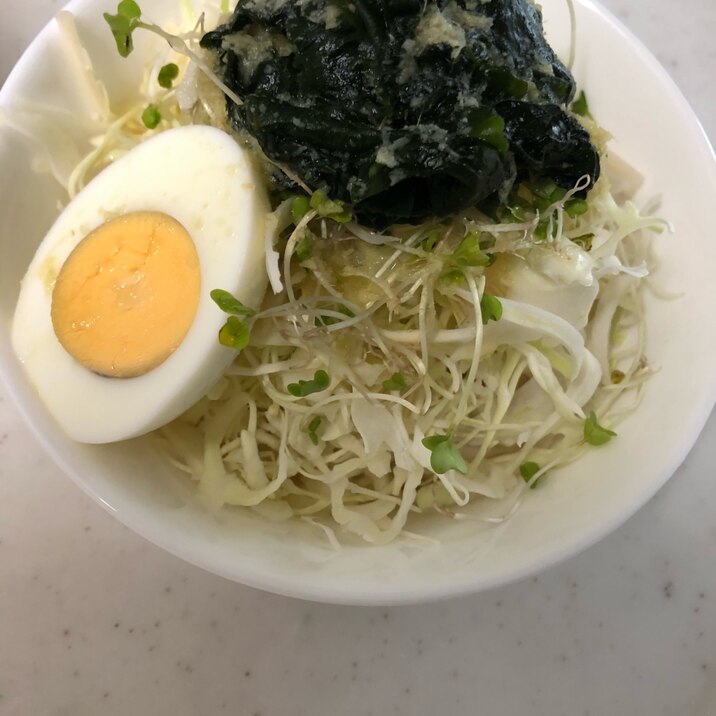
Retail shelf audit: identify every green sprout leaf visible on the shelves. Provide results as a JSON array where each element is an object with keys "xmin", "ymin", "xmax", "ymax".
[
  {"xmin": 210, "ymin": 289, "xmax": 256, "ymax": 317},
  {"xmin": 141, "ymin": 104, "xmax": 161, "ymax": 129},
  {"xmin": 309, "ymin": 189, "xmax": 352, "ymax": 222},
  {"xmin": 118, "ymin": 1, "xmax": 141, "ymax": 20},
  {"xmin": 571, "ymin": 90, "xmax": 591, "ymax": 118},
  {"xmin": 480, "ymin": 294, "xmax": 502, "ymax": 324},
  {"xmin": 440, "ymin": 268, "xmax": 466, "ymax": 285},
  {"xmin": 306, "ymin": 416, "xmax": 322, "ymax": 445},
  {"xmin": 288, "ymin": 369, "xmax": 330, "ymax": 397},
  {"xmin": 519, "ymin": 462, "xmax": 540, "ymax": 480},
  {"xmin": 382, "ymin": 372, "xmax": 408, "ymax": 392},
  {"xmin": 422, "ymin": 435, "xmax": 469, "ymax": 475},
  {"xmin": 421, "ymin": 230, "xmax": 441, "ymax": 252},
  {"xmin": 529, "ymin": 179, "xmax": 566, "ymax": 210},
  {"xmin": 497, "ymin": 203, "xmax": 528, "ymax": 223},
  {"xmin": 519, "ymin": 461, "xmax": 543, "ymax": 488},
  {"xmin": 212, "ymin": 289, "xmax": 255, "ymax": 350},
  {"xmin": 468, "ymin": 109, "xmax": 509, "ymax": 153},
  {"xmin": 486, "ymin": 68, "xmax": 529, "ymax": 99},
  {"xmin": 218, "ymin": 316, "xmax": 250, "ymax": 350},
  {"xmin": 295, "ymin": 233, "xmax": 313, "ymax": 262},
  {"xmin": 534, "ymin": 218, "xmax": 550, "ymax": 242},
  {"xmin": 565, "ymin": 198, "xmax": 589, "ymax": 217},
  {"xmin": 158, "ymin": 62, "xmax": 180, "ymax": 89},
  {"xmin": 103, "ymin": 0, "xmax": 142, "ymax": 58},
  {"xmin": 291, "ymin": 195, "xmax": 311, "ymax": 224},
  {"xmin": 453, "ymin": 232, "xmax": 495, "ymax": 268},
  {"xmin": 584, "ymin": 411, "xmax": 617, "ymax": 446}
]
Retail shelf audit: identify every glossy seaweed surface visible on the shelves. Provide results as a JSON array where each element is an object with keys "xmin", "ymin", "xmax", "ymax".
[{"xmin": 201, "ymin": 0, "xmax": 599, "ymax": 226}]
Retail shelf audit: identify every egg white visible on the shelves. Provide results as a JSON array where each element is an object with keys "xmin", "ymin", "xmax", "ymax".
[{"xmin": 12, "ymin": 125, "xmax": 269, "ymax": 444}]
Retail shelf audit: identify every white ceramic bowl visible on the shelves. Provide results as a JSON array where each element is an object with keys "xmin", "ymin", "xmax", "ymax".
[{"xmin": 2, "ymin": 0, "xmax": 715, "ymax": 605}]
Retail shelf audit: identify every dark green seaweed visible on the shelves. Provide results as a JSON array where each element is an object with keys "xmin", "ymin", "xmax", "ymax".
[{"xmin": 201, "ymin": 0, "xmax": 599, "ymax": 226}]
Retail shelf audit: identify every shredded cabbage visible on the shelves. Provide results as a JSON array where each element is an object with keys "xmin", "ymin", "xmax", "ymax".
[{"xmin": 156, "ymin": 164, "xmax": 660, "ymax": 545}]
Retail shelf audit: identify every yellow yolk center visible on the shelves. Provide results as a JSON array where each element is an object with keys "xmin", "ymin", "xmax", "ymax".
[{"xmin": 51, "ymin": 211, "xmax": 201, "ymax": 378}]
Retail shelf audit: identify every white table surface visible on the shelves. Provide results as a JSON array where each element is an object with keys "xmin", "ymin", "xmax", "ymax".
[{"xmin": 2, "ymin": 2, "xmax": 716, "ymax": 715}]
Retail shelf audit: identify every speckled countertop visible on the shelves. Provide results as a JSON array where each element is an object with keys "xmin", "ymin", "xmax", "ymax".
[{"xmin": 2, "ymin": 1, "xmax": 716, "ymax": 714}]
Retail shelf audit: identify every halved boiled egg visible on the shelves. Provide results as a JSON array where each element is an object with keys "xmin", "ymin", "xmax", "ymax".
[{"xmin": 12, "ymin": 125, "xmax": 269, "ymax": 444}]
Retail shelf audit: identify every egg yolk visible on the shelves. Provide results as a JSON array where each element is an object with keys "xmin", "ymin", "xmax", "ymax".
[{"xmin": 51, "ymin": 211, "xmax": 201, "ymax": 378}]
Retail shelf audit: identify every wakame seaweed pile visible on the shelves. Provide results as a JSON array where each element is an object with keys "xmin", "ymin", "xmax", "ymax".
[{"xmin": 201, "ymin": 0, "xmax": 599, "ymax": 226}]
